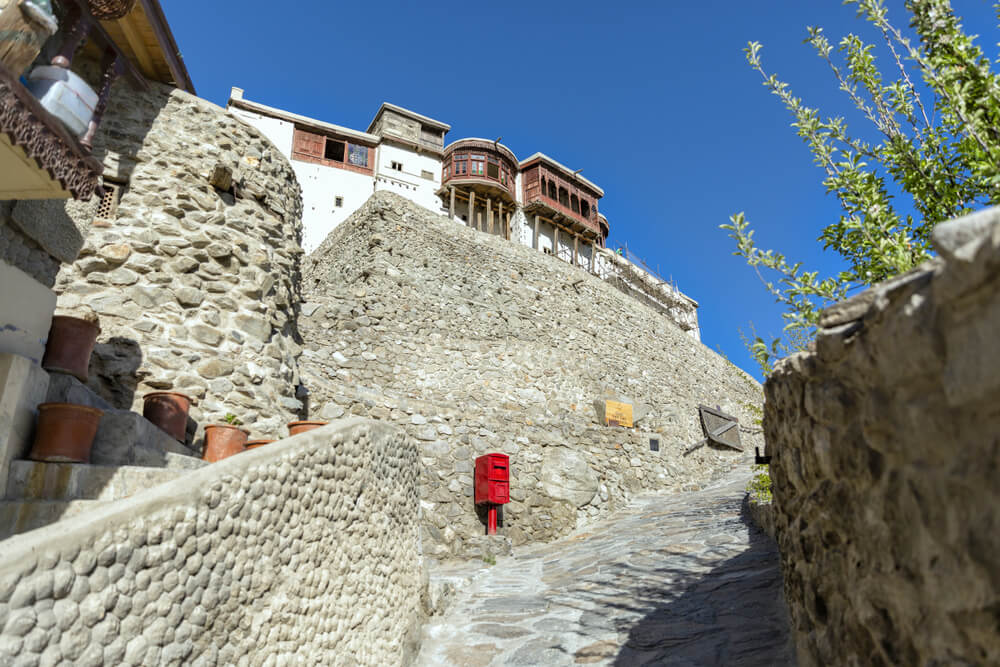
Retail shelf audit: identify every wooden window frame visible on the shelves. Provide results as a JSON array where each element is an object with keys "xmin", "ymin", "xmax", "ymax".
[{"xmin": 291, "ymin": 127, "xmax": 374, "ymax": 175}]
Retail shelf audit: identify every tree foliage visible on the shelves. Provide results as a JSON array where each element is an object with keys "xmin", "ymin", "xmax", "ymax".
[{"xmin": 723, "ymin": 0, "xmax": 1000, "ymax": 375}]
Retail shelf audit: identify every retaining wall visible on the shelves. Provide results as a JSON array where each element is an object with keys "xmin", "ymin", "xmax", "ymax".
[
  {"xmin": 0, "ymin": 418, "xmax": 426, "ymax": 666},
  {"xmin": 299, "ymin": 192, "xmax": 764, "ymax": 559},
  {"xmin": 763, "ymin": 208, "xmax": 1000, "ymax": 665}
]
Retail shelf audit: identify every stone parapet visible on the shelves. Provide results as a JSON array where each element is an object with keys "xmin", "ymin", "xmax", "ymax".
[
  {"xmin": 763, "ymin": 207, "xmax": 1000, "ymax": 665},
  {"xmin": 0, "ymin": 418, "xmax": 426, "ymax": 666}
]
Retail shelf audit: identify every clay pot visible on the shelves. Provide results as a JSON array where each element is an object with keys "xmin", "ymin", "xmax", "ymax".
[
  {"xmin": 287, "ymin": 421, "xmax": 327, "ymax": 436},
  {"xmin": 29, "ymin": 403, "xmax": 103, "ymax": 463},
  {"xmin": 142, "ymin": 392, "xmax": 191, "ymax": 442},
  {"xmin": 202, "ymin": 424, "xmax": 248, "ymax": 462},
  {"xmin": 245, "ymin": 438, "xmax": 275, "ymax": 450},
  {"xmin": 41, "ymin": 315, "xmax": 100, "ymax": 382}
]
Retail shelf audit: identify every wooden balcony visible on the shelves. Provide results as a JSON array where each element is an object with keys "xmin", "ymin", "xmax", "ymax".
[{"xmin": 0, "ymin": 60, "xmax": 101, "ymax": 200}]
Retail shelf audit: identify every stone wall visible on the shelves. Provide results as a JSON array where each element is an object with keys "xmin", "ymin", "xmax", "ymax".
[
  {"xmin": 0, "ymin": 418, "xmax": 427, "ymax": 666},
  {"xmin": 763, "ymin": 207, "xmax": 1000, "ymax": 665},
  {"xmin": 0, "ymin": 203, "xmax": 60, "ymax": 288},
  {"xmin": 39, "ymin": 80, "xmax": 304, "ymax": 444},
  {"xmin": 299, "ymin": 192, "xmax": 764, "ymax": 559}
]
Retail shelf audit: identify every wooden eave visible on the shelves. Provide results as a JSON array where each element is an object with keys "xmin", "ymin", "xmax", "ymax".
[
  {"xmin": 0, "ymin": 61, "xmax": 101, "ymax": 200},
  {"xmin": 97, "ymin": 0, "xmax": 194, "ymax": 92}
]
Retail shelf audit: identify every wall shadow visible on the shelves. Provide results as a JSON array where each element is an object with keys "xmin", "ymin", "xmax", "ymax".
[
  {"xmin": 527, "ymin": 493, "xmax": 795, "ymax": 666},
  {"xmin": 608, "ymin": 504, "xmax": 795, "ymax": 666}
]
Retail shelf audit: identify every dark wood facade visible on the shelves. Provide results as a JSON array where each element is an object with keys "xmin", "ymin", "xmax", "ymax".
[
  {"xmin": 441, "ymin": 138, "xmax": 518, "ymax": 203},
  {"xmin": 291, "ymin": 127, "xmax": 375, "ymax": 176},
  {"xmin": 520, "ymin": 158, "xmax": 601, "ymax": 238}
]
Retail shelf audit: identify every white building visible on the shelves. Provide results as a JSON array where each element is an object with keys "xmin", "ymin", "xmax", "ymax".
[
  {"xmin": 227, "ymin": 89, "xmax": 449, "ymax": 252},
  {"xmin": 226, "ymin": 88, "xmax": 700, "ymax": 339}
]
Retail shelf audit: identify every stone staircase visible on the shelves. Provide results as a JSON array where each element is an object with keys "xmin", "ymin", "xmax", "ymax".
[{"xmin": 0, "ymin": 372, "xmax": 207, "ymax": 539}]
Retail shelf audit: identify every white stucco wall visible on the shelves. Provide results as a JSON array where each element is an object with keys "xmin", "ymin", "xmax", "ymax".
[
  {"xmin": 230, "ymin": 107, "xmax": 294, "ymax": 156},
  {"xmin": 229, "ymin": 105, "xmax": 377, "ymax": 252},
  {"xmin": 374, "ymin": 144, "xmax": 444, "ymax": 214}
]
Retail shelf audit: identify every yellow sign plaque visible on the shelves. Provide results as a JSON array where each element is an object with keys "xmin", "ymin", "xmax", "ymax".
[{"xmin": 604, "ymin": 400, "xmax": 633, "ymax": 427}]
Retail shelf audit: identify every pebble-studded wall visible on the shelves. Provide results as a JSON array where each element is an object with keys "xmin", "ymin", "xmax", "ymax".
[{"xmin": 0, "ymin": 419, "xmax": 427, "ymax": 666}]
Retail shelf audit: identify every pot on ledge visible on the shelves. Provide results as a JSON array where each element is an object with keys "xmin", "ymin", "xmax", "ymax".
[
  {"xmin": 142, "ymin": 392, "xmax": 191, "ymax": 443},
  {"xmin": 287, "ymin": 420, "xmax": 327, "ymax": 436},
  {"xmin": 41, "ymin": 315, "xmax": 100, "ymax": 382},
  {"xmin": 29, "ymin": 402, "xmax": 103, "ymax": 463},
  {"xmin": 245, "ymin": 438, "xmax": 275, "ymax": 450},
  {"xmin": 202, "ymin": 424, "xmax": 248, "ymax": 462}
]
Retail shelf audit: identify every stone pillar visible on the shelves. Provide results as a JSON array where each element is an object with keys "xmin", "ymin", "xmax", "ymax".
[
  {"xmin": 533, "ymin": 215, "xmax": 540, "ymax": 250},
  {"xmin": 449, "ymin": 187, "xmax": 455, "ymax": 220},
  {"xmin": 468, "ymin": 191, "xmax": 476, "ymax": 229}
]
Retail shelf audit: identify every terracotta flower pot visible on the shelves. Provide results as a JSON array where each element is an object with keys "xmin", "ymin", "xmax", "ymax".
[
  {"xmin": 29, "ymin": 403, "xmax": 103, "ymax": 463},
  {"xmin": 142, "ymin": 392, "xmax": 191, "ymax": 442},
  {"xmin": 202, "ymin": 424, "xmax": 248, "ymax": 462},
  {"xmin": 41, "ymin": 315, "xmax": 100, "ymax": 382},
  {"xmin": 245, "ymin": 439, "xmax": 275, "ymax": 450},
  {"xmin": 288, "ymin": 421, "xmax": 327, "ymax": 436}
]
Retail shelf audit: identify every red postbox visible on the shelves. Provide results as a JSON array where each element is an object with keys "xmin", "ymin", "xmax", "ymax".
[{"xmin": 475, "ymin": 453, "xmax": 509, "ymax": 535}]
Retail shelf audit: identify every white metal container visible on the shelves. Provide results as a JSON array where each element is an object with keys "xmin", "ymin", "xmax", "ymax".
[{"xmin": 26, "ymin": 65, "xmax": 98, "ymax": 137}]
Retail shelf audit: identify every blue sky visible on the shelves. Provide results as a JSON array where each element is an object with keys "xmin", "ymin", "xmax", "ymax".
[{"xmin": 164, "ymin": 1, "xmax": 997, "ymax": 380}]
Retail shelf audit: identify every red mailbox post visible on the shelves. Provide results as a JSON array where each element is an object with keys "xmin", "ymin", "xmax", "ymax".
[{"xmin": 474, "ymin": 453, "xmax": 509, "ymax": 535}]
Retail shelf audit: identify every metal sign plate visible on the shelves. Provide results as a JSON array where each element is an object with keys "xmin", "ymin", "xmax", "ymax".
[
  {"xmin": 605, "ymin": 400, "xmax": 633, "ymax": 427},
  {"xmin": 698, "ymin": 405, "xmax": 742, "ymax": 451}
]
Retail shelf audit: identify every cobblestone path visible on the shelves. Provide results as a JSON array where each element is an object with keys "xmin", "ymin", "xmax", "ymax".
[{"xmin": 416, "ymin": 471, "xmax": 793, "ymax": 666}]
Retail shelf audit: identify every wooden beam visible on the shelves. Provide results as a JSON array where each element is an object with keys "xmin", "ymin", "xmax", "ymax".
[
  {"xmin": 554, "ymin": 226, "xmax": 560, "ymax": 261},
  {"xmin": 498, "ymin": 201, "xmax": 504, "ymax": 239},
  {"xmin": 573, "ymin": 235, "xmax": 579, "ymax": 267},
  {"xmin": 486, "ymin": 197, "xmax": 492, "ymax": 235},
  {"xmin": 589, "ymin": 241, "xmax": 596, "ymax": 273},
  {"xmin": 449, "ymin": 186, "xmax": 455, "ymax": 219},
  {"xmin": 534, "ymin": 215, "xmax": 540, "ymax": 251},
  {"xmin": 468, "ymin": 190, "xmax": 476, "ymax": 229},
  {"xmin": 117, "ymin": 12, "xmax": 155, "ymax": 78}
]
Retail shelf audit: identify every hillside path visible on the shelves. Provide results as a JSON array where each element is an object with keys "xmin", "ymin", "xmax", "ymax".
[{"xmin": 415, "ymin": 471, "xmax": 793, "ymax": 666}]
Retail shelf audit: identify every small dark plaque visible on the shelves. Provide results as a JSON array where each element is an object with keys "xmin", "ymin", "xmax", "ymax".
[{"xmin": 649, "ymin": 438, "xmax": 660, "ymax": 452}]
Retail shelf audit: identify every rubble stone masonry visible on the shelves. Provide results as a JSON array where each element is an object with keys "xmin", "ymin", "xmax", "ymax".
[
  {"xmin": 299, "ymin": 192, "xmax": 765, "ymax": 559},
  {"xmin": 763, "ymin": 207, "xmax": 1000, "ymax": 665},
  {"xmin": 47, "ymin": 81, "xmax": 305, "ymax": 445}
]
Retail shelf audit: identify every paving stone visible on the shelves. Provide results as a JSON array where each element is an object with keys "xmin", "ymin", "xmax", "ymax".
[{"xmin": 416, "ymin": 471, "xmax": 794, "ymax": 666}]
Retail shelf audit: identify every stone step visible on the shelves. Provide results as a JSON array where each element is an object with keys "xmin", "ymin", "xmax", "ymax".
[
  {"xmin": 5, "ymin": 458, "xmax": 204, "ymax": 502},
  {"xmin": 45, "ymin": 372, "xmax": 200, "ymax": 465},
  {"xmin": 0, "ymin": 499, "xmax": 101, "ymax": 539}
]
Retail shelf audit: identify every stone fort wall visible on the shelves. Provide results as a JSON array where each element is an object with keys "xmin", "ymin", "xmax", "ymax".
[
  {"xmin": 0, "ymin": 419, "xmax": 427, "ymax": 666},
  {"xmin": 763, "ymin": 208, "xmax": 1000, "ymax": 665},
  {"xmin": 22, "ymin": 80, "xmax": 305, "ymax": 444},
  {"xmin": 298, "ymin": 192, "xmax": 765, "ymax": 559}
]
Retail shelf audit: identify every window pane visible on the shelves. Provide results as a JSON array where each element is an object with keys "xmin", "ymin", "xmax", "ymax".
[
  {"xmin": 470, "ymin": 154, "xmax": 485, "ymax": 160},
  {"xmin": 487, "ymin": 162, "xmax": 499, "ymax": 179},
  {"xmin": 347, "ymin": 144, "xmax": 368, "ymax": 167},
  {"xmin": 324, "ymin": 139, "xmax": 345, "ymax": 162}
]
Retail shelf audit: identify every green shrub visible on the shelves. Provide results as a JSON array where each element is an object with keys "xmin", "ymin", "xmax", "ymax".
[{"xmin": 747, "ymin": 465, "xmax": 773, "ymax": 504}]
